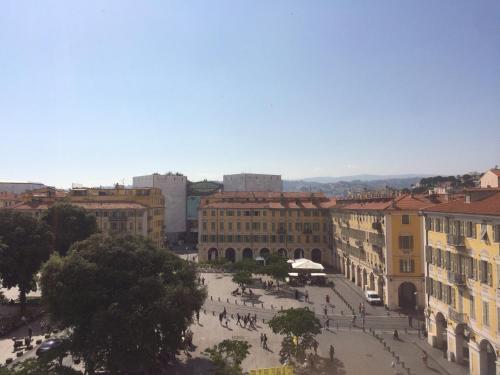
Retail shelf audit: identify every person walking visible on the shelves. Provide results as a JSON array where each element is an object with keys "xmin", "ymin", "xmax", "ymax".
[
  {"xmin": 243, "ymin": 315, "xmax": 248, "ymax": 328},
  {"xmin": 422, "ymin": 350, "xmax": 428, "ymax": 367},
  {"xmin": 295, "ymin": 289, "xmax": 299, "ymax": 300},
  {"xmin": 196, "ymin": 310, "xmax": 200, "ymax": 324},
  {"xmin": 409, "ymin": 315, "xmax": 413, "ymax": 328},
  {"xmin": 237, "ymin": 313, "xmax": 241, "ymax": 326},
  {"xmin": 223, "ymin": 307, "xmax": 227, "ymax": 318},
  {"xmin": 263, "ymin": 334, "xmax": 268, "ymax": 350},
  {"xmin": 312, "ymin": 340, "xmax": 318, "ymax": 355},
  {"xmin": 329, "ymin": 345, "xmax": 335, "ymax": 362},
  {"xmin": 201, "ymin": 277, "xmax": 205, "ymax": 285},
  {"xmin": 260, "ymin": 333, "xmax": 264, "ymax": 347},
  {"xmin": 28, "ymin": 326, "xmax": 33, "ymax": 339},
  {"xmin": 219, "ymin": 312, "xmax": 223, "ymax": 325},
  {"xmin": 325, "ymin": 318, "xmax": 330, "ymax": 330},
  {"xmin": 324, "ymin": 306, "xmax": 328, "ymax": 316},
  {"xmin": 325, "ymin": 295, "xmax": 330, "ymax": 304},
  {"xmin": 305, "ymin": 290, "xmax": 309, "ymax": 303},
  {"xmin": 358, "ymin": 303, "xmax": 362, "ymax": 314}
]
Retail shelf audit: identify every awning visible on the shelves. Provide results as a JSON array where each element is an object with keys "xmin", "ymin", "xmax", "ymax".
[
  {"xmin": 288, "ymin": 273, "xmax": 299, "ymax": 277},
  {"xmin": 310, "ymin": 273, "xmax": 327, "ymax": 277},
  {"xmin": 291, "ymin": 259, "xmax": 325, "ymax": 271}
]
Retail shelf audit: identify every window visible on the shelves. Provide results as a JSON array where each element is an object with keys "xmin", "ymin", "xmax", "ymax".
[
  {"xmin": 399, "ymin": 235, "xmax": 414, "ymax": 250},
  {"xmin": 435, "ymin": 218, "xmax": 441, "ymax": 232},
  {"xmin": 466, "ymin": 221, "xmax": 476, "ymax": 238},
  {"xmin": 483, "ymin": 301, "xmax": 490, "ymax": 327},
  {"xmin": 227, "ymin": 210, "xmax": 234, "ymax": 216},
  {"xmin": 262, "ymin": 222, "xmax": 267, "ymax": 231},
  {"xmin": 211, "ymin": 222, "xmax": 216, "ymax": 231},
  {"xmin": 245, "ymin": 222, "xmax": 250, "ymax": 231},
  {"xmin": 313, "ymin": 235, "xmax": 320, "ymax": 243},
  {"xmin": 228, "ymin": 222, "xmax": 233, "ymax": 231},
  {"xmin": 399, "ymin": 259, "xmax": 415, "ymax": 273},
  {"xmin": 313, "ymin": 223, "xmax": 320, "ymax": 232},
  {"xmin": 469, "ymin": 296, "xmax": 475, "ymax": 319},
  {"xmin": 479, "ymin": 260, "xmax": 490, "ymax": 284},
  {"xmin": 220, "ymin": 210, "xmax": 224, "ymax": 217},
  {"xmin": 236, "ymin": 222, "xmax": 241, "ymax": 231},
  {"xmin": 202, "ymin": 222, "xmax": 207, "ymax": 231},
  {"xmin": 211, "ymin": 210, "xmax": 216, "ymax": 217},
  {"xmin": 494, "ymin": 224, "xmax": 500, "ymax": 243}
]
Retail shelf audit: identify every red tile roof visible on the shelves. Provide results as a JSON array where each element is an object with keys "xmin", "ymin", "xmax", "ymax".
[
  {"xmin": 487, "ymin": 169, "xmax": 500, "ymax": 177},
  {"xmin": 336, "ymin": 194, "xmax": 443, "ymax": 212},
  {"xmin": 423, "ymin": 191, "xmax": 500, "ymax": 216}
]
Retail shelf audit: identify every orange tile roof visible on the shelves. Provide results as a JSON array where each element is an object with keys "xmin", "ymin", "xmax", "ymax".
[
  {"xmin": 210, "ymin": 191, "xmax": 327, "ymax": 200},
  {"xmin": 338, "ymin": 194, "xmax": 442, "ymax": 212},
  {"xmin": 423, "ymin": 191, "xmax": 500, "ymax": 216},
  {"xmin": 487, "ymin": 169, "xmax": 500, "ymax": 177},
  {"xmin": 0, "ymin": 192, "xmax": 20, "ymax": 201}
]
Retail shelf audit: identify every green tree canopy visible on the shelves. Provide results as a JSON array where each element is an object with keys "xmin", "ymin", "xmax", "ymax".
[
  {"xmin": 263, "ymin": 254, "xmax": 289, "ymax": 282},
  {"xmin": 43, "ymin": 203, "xmax": 97, "ymax": 256},
  {"xmin": 203, "ymin": 339, "xmax": 251, "ymax": 375},
  {"xmin": 232, "ymin": 271, "xmax": 252, "ymax": 286},
  {"xmin": 40, "ymin": 234, "xmax": 206, "ymax": 374},
  {"xmin": 0, "ymin": 210, "xmax": 53, "ymax": 310},
  {"xmin": 268, "ymin": 308, "xmax": 321, "ymax": 364},
  {"xmin": 0, "ymin": 358, "xmax": 81, "ymax": 375}
]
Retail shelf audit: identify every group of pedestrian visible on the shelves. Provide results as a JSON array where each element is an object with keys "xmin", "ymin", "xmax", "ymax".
[
  {"xmin": 236, "ymin": 312, "xmax": 257, "ymax": 329},
  {"xmin": 260, "ymin": 333, "xmax": 268, "ymax": 349},
  {"xmin": 197, "ymin": 276, "xmax": 205, "ymax": 285},
  {"xmin": 262, "ymin": 280, "xmax": 275, "ymax": 290}
]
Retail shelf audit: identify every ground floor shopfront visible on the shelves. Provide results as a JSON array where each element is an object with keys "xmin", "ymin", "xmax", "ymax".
[{"xmin": 198, "ymin": 244, "xmax": 333, "ymax": 265}]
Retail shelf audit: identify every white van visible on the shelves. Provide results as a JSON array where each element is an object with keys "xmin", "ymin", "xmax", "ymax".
[{"xmin": 365, "ymin": 290, "xmax": 382, "ymax": 305}]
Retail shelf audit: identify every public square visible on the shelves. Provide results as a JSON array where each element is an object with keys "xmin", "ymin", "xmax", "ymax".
[{"xmin": 0, "ymin": 262, "xmax": 472, "ymax": 374}]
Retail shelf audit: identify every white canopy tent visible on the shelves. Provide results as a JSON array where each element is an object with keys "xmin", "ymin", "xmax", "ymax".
[{"xmin": 290, "ymin": 258, "xmax": 325, "ymax": 271}]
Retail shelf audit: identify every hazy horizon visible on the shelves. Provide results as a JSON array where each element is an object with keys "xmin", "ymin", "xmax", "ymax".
[{"xmin": 1, "ymin": 1, "xmax": 499, "ymax": 188}]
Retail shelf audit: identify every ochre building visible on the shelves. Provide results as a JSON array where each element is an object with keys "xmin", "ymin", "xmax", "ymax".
[
  {"xmin": 331, "ymin": 194, "xmax": 442, "ymax": 310},
  {"xmin": 198, "ymin": 192, "xmax": 334, "ymax": 264},
  {"xmin": 422, "ymin": 188, "xmax": 500, "ymax": 375}
]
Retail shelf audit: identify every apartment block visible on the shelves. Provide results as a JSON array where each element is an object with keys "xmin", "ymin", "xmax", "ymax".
[
  {"xmin": 331, "ymin": 194, "xmax": 441, "ymax": 310},
  {"xmin": 198, "ymin": 192, "xmax": 333, "ymax": 264},
  {"xmin": 422, "ymin": 189, "xmax": 500, "ymax": 375},
  {"xmin": 223, "ymin": 173, "xmax": 282, "ymax": 192}
]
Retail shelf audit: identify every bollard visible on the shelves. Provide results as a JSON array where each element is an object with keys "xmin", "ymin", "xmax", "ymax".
[
  {"xmin": 218, "ymin": 297, "xmax": 221, "ymax": 302},
  {"xmin": 211, "ymin": 296, "xmax": 213, "ymax": 301},
  {"xmin": 271, "ymin": 304, "xmax": 273, "ymax": 309},
  {"xmin": 263, "ymin": 319, "xmax": 265, "ymax": 323},
  {"xmin": 227, "ymin": 298, "xmax": 229, "ymax": 303},
  {"xmin": 406, "ymin": 368, "xmax": 410, "ymax": 374},
  {"xmin": 401, "ymin": 361, "xmax": 405, "ymax": 369},
  {"xmin": 213, "ymin": 311, "xmax": 215, "ymax": 316},
  {"xmin": 231, "ymin": 314, "xmax": 234, "ymax": 319},
  {"xmin": 235, "ymin": 300, "xmax": 238, "ymax": 305},
  {"xmin": 262, "ymin": 303, "xmax": 264, "ymax": 309}
]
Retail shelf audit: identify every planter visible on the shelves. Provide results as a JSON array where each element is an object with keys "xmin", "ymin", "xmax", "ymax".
[
  {"xmin": 16, "ymin": 351, "xmax": 23, "ymax": 357},
  {"xmin": 5, "ymin": 358, "xmax": 13, "ymax": 364}
]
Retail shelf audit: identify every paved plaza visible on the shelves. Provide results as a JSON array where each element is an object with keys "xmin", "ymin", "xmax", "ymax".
[{"xmin": 0, "ymin": 266, "xmax": 470, "ymax": 374}]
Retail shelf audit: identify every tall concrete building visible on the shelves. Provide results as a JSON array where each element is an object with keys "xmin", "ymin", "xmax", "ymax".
[
  {"xmin": 0, "ymin": 182, "xmax": 45, "ymax": 194},
  {"xmin": 223, "ymin": 173, "xmax": 282, "ymax": 192},
  {"xmin": 133, "ymin": 173, "xmax": 187, "ymax": 242}
]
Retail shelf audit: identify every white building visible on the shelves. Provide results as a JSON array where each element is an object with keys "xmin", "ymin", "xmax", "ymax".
[
  {"xmin": 0, "ymin": 182, "xmax": 45, "ymax": 194},
  {"xmin": 223, "ymin": 173, "xmax": 282, "ymax": 192},
  {"xmin": 480, "ymin": 168, "xmax": 500, "ymax": 188},
  {"xmin": 133, "ymin": 173, "xmax": 187, "ymax": 241}
]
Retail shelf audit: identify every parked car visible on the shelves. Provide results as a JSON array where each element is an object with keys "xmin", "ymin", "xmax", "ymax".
[
  {"xmin": 36, "ymin": 338, "xmax": 66, "ymax": 357},
  {"xmin": 365, "ymin": 290, "xmax": 382, "ymax": 305}
]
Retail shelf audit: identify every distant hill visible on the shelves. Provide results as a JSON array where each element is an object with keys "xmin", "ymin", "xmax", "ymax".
[
  {"xmin": 283, "ymin": 176, "xmax": 427, "ymax": 197},
  {"xmin": 300, "ymin": 174, "xmax": 432, "ymax": 184}
]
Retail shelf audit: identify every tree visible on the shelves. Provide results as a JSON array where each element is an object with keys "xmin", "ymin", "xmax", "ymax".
[
  {"xmin": 43, "ymin": 203, "xmax": 97, "ymax": 256},
  {"xmin": 0, "ymin": 210, "xmax": 53, "ymax": 311},
  {"xmin": 203, "ymin": 339, "xmax": 251, "ymax": 375},
  {"xmin": 1, "ymin": 358, "xmax": 81, "ymax": 375},
  {"xmin": 263, "ymin": 254, "xmax": 289, "ymax": 289},
  {"xmin": 268, "ymin": 308, "xmax": 321, "ymax": 364},
  {"xmin": 232, "ymin": 271, "xmax": 252, "ymax": 287},
  {"xmin": 40, "ymin": 234, "xmax": 206, "ymax": 374}
]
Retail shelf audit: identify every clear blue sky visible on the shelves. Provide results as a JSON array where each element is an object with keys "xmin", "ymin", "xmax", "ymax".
[{"xmin": 1, "ymin": 1, "xmax": 499, "ymax": 188}]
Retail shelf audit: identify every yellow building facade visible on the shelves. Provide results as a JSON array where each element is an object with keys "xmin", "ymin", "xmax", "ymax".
[
  {"xmin": 423, "ymin": 189, "xmax": 500, "ymax": 375},
  {"xmin": 198, "ymin": 192, "xmax": 333, "ymax": 264},
  {"xmin": 332, "ymin": 194, "xmax": 439, "ymax": 310},
  {"xmin": 69, "ymin": 185, "xmax": 165, "ymax": 248}
]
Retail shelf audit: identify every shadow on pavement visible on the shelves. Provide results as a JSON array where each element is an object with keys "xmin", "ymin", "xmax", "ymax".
[
  {"xmin": 296, "ymin": 356, "xmax": 346, "ymax": 375},
  {"xmin": 165, "ymin": 356, "xmax": 214, "ymax": 375}
]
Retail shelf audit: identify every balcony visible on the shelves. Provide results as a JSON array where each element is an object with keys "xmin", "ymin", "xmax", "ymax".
[
  {"xmin": 369, "ymin": 232, "xmax": 385, "ymax": 247},
  {"xmin": 446, "ymin": 234, "xmax": 466, "ymax": 251},
  {"xmin": 448, "ymin": 307, "xmax": 468, "ymax": 324},
  {"xmin": 447, "ymin": 271, "xmax": 466, "ymax": 285}
]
